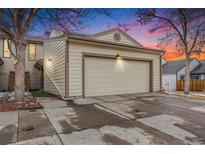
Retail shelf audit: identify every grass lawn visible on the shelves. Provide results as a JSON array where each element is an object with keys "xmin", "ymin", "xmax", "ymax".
[{"xmin": 31, "ymin": 91, "xmax": 56, "ymax": 97}]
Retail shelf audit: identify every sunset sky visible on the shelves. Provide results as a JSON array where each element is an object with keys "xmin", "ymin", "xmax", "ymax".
[{"xmin": 29, "ymin": 8, "xmax": 205, "ymax": 61}]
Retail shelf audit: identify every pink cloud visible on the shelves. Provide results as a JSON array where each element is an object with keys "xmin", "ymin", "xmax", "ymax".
[
  {"xmin": 106, "ymin": 22, "xmax": 113, "ymax": 29},
  {"xmin": 148, "ymin": 26, "xmax": 163, "ymax": 34},
  {"xmin": 141, "ymin": 41, "xmax": 159, "ymax": 49},
  {"xmin": 116, "ymin": 21, "xmax": 139, "ymax": 32},
  {"xmin": 148, "ymin": 25, "xmax": 171, "ymax": 35}
]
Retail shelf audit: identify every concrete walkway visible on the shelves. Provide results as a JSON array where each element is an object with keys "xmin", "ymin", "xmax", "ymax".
[{"xmin": 1, "ymin": 93, "xmax": 205, "ymax": 145}]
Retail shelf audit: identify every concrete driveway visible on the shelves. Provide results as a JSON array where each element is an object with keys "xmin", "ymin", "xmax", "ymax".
[{"xmin": 1, "ymin": 93, "xmax": 205, "ymax": 145}]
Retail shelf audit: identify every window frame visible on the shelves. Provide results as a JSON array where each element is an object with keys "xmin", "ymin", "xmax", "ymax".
[
  {"xmin": 191, "ymin": 75, "xmax": 201, "ymax": 80},
  {"xmin": 3, "ymin": 39, "xmax": 11, "ymax": 58},
  {"xmin": 28, "ymin": 43, "xmax": 36, "ymax": 61}
]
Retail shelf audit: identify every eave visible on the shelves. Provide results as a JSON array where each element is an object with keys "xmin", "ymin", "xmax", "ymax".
[{"xmin": 67, "ymin": 35, "xmax": 163, "ymax": 55}]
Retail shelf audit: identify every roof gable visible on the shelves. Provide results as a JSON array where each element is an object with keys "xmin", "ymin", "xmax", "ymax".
[
  {"xmin": 90, "ymin": 28, "xmax": 143, "ymax": 47},
  {"xmin": 191, "ymin": 60, "xmax": 205, "ymax": 74},
  {"xmin": 162, "ymin": 58, "xmax": 196, "ymax": 75},
  {"xmin": 161, "ymin": 58, "xmax": 167, "ymax": 65}
]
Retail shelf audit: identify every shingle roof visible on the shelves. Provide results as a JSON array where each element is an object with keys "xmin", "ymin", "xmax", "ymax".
[
  {"xmin": 162, "ymin": 58, "xmax": 195, "ymax": 74},
  {"xmin": 191, "ymin": 60, "xmax": 205, "ymax": 74}
]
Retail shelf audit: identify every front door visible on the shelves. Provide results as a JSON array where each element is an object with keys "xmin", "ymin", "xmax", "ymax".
[{"xmin": 9, "ymin": 72, "xmax": 30, "ymax": 91}]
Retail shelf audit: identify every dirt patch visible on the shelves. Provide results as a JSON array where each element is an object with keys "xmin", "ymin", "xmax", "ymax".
[
  {"xmin": 0, "ymin": 124, "xmax": 17, "ymax": 145},
  {"xmin": 102, "ymin": 134, "xmax": 131, "ymax": 145}
]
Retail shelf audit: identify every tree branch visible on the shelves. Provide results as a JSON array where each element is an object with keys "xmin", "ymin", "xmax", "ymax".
[
  {"xmin": 189, "ymin": 26, "xmax": 200, "ymax": 52},
  {"xmin": 152, "ymin": 14, "xmax": 186, "ymax": 45}
]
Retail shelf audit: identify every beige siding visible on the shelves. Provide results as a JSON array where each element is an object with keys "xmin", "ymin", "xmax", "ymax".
[
  {"xmin": 92, "ymin": 30, "xmax": 141, "ymax": 47},
  {"xmin": 0, "ymin": 39, "xmax": 43, "ymax": 91},
  {"xmin": 43, "ymin": 38, "xmax": 66, "ymax": 96},
  {"xmin": 68, "ymin": 41, "xmax": 161, "ymax": 97},
  {"xmin": 85, "ymin": 57, "xmax": 150, "ymax": 97},
  {"xmin": 44, "ymin": 73, "xmax": 59, "ymax": 94}
]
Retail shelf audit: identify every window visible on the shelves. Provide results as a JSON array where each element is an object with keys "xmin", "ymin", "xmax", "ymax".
[
  {"xmin": 191, "ymin": 75, "xmax": 200, "ymax": 80},
  {"xmin": 3, "ymin": 39, "xmax": 11, "ymax": 58},
  {"xmin": 180, "ymin": 75, "xmax": 185, "ymax": 80},
  {"xmin": 29, "ymin": 43, "xmax": 36, "ymax": 61}
]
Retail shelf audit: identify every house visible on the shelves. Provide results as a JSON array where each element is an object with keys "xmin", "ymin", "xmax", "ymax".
[
  {"xmin": 161, "ymin": 58, "xmax": 167, "ymax": 65},
  {"xmin": 43, "ymin": 28, "xmax": 162, "ymax": 99},
  {"xmin": 190, "ymin": 61, "xmax": 205, "ymax": 80},
  {"xmin": 162, "ymin": 58, "xmax": 205, "ymax": 91},
  {"xmin": 0, "ymin": 37, "xmax": 44, "ymax": 91}
]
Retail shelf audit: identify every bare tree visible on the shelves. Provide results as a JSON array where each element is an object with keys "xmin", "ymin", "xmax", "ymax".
[
  {"xmin": 0, "ymin": 9, "xmax": 40, "ymax": 101},
  {"xmin": 137, "ymin": 8, "xmax": 205, "ymax": 94},
  {"xmin": 0, "ymin": 8, "xmax": 110, "ymax": 101}
]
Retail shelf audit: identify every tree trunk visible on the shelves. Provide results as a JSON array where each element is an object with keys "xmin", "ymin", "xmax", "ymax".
[
  {"xmin": 14, "ymin": 41, "xmax": 26, "ymax": 101},
  {"xmin": 184, "ymin": 57, "xmax": 191, "ymax": 95}
]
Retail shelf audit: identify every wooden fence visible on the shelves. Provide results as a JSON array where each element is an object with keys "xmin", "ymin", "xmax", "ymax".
[{"xmin": 177, "ymin": 80, "xmax": 205, "ymax": 91}]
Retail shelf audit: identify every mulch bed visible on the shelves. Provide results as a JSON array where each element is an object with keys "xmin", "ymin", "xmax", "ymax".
[{"xmin": 0, "ymin": 99, "xmax": 43, "ymax": 112}]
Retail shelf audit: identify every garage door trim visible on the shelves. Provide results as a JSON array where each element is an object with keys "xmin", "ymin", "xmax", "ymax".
[{"xmin": 82, "ymin": 52, "xmax": 153, "ymax": 97}]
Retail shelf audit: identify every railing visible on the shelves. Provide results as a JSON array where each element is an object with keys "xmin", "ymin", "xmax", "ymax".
[
  {"xmin": 0, "ymin": 73, "xmax": 42, "ymax": 92},
  {"xmin": 177, "ymin": 80, "xmax": 205, "ymax": 91},
  {"xmin": 0, "ymin": 73, "xmax": 9, "ymax": 91},
  {"xmin": 30, "ymin": 73, "xmax": 43, "ymax": 90}
]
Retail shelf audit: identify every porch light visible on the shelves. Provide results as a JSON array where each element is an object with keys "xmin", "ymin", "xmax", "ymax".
[
  {"xmin": 116, "ymin": 54, "xmax": 122, "ymax": 59},
  {"xmin": 48, "ymin": 58, "xmax": 52, "ymax": 62},
  {"xmin": 115, "ymin": 54, "xmax": 124, "ymax": 71}
]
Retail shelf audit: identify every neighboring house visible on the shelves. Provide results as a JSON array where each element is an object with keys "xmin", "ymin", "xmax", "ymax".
[
  {"xmin": 162, "ymin": 58, "xmax": 201, "ymax": 91},
  {"xmin": 161, "ymin": 58, "xmax": 167, "ymax": 65},
  {"xmin": 0, "ymin": 38, "xmax": 44, "ymax": 91},
  {"xmin": 191, "ymin": 60, "xmax": 205, "ymax": 80},
  {"xmin": 44, "ymin": 28, "xmax": 162, "ymax": 99}
]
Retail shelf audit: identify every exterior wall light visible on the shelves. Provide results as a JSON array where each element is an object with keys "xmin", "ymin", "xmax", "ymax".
[
  {"xmin": 116, "ymin": 54, "xmax": 122, "ymax": 59},
  {"xmin": 48, "ymin": 58, "xmax": 52, "ymax": 62}
]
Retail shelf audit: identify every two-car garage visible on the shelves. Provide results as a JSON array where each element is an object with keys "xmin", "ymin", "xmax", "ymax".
[
  {"xmin": 84, "ymin": 54, "xmax": 152, "ymax": 97},
  {"xmin": 44, "ymin": 28, "xmax": 161, "ymax": 99}
]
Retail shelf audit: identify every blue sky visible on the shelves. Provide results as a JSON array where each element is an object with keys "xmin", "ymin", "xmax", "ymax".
[
  {"xmin": 29, "ymin": 8, "xmax": 162, "ymax": 49},
  {"xmin": 28, "ymin": 8, "xmax": 193, "ymax": 60}
]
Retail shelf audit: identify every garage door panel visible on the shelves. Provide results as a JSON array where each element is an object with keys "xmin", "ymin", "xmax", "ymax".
[{"xmin": 85, "ymin": 57, "xmax": 150, "ymax": 97}]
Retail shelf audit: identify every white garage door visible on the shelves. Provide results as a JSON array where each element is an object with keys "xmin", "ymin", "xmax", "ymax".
[{"xmin": 84, "ymin": 56, "xmax": 150, "ymax": 97}]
